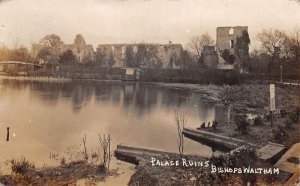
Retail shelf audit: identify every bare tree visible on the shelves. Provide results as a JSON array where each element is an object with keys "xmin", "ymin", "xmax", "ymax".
[
  {"xmin": 98, "ymin": 134, "xmax": 111, "ymax": 170},
  {"xmin": 256, "ymin": 29, "xmax": 289, "ymax": 60},
  {"xmin": 186, "ymin": 32, "xmax": 214, "ymax": 64},
  {"xmin": 288, "ymin": 28, "xmax": 300, "ymax": 61},
  {"xmin": 82, "ymin": 134, "xmax": 88, "ymax": 161},
  {"xmin": 175, "ymin": 110, "xmax": 187, "ymax": 156},
  {"xmin": 0, "ymin": 44, "xmax": 31, "ymax": 62}
]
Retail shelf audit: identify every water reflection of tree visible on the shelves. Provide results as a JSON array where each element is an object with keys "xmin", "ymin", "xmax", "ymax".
[
  {"xmin": 29, "ymin": 82, "xmax": 61, "ymax": 106},
  {"xmin": 2, "ymin": 81, "xmax": 219, "ymax": 118},
  {"xmin": 160, "ymin": 88, "xmax": 192, "ymax": 108},
  {"xmin": 71, "ymin": 84, "xmax": 95, "ymax": 112},
  {"xmin": 1, "ymin": 80, "xmax": 29, "ymax": 91}
]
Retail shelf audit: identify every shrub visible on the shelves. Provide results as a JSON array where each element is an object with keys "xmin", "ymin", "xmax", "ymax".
[
  {"xmin": 264, "ymin": 113, "xmax": 272, "ymax": 121},
  {"xmin": 272, "ymin": 126, "xmax": 288, "ymax": 143},
  {"xmin": 295, "ymin": 106, "xmax": 300, "ymax": 116},
  {"xmin": 280, "ymin": 108, "xmax": 287, "ymax": 118},
  {"xmin": 11, "ymin": 156, "xmax": 35, "ymax": 175},
  {"xmin": 60, "ymin": 157, "xmax": 66, "ymax": 166},
  {"xmin": 210, "ymin": 147, "xmax": 258, "ymax": 185},
  {"xmin": 229, "ymin": 147, "xmax": 257, "ymax": 186},
  {"xmin": 290, "ymin": 111, "xmax": 299, "ymax": 123},
  {"xmin": 234, "ymin": 115, "xmax": 250, "ymax": 134},
  {"xmin": 285, "ymin": 118, "xmax": 293, "ymax": 128},
  {"xmin": 253, "ymin": 116, "xmax": 264, "ymax": 126},
  {"xmin": 212, "ymin": 120, "xmax": 218, "ymax": 130}
]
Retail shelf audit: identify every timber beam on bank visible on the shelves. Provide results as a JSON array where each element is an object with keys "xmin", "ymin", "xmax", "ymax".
[
  {"xmin": 114, "ymin": 144, "xmax": 178, "ymax": 165},
  {"xmin": 182, "ymin": 127, "xmax": 260, "ymax": 150}
]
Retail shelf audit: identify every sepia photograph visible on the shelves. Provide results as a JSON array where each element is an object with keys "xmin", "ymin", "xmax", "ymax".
[{"xmin": 0, "ymin": 0, "xmax": 300, "ymax": 185}]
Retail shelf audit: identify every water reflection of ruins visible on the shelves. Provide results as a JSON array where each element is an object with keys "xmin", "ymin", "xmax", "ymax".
[{"xmin": 1, "ymin": 80, "xmax": 231, "ymax": 125}]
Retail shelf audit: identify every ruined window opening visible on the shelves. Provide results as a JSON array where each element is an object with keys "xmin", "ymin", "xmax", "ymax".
[
  {"xmin": 121, "ymin": 46, "xmax": 126, "ymax": 59},
  {"xmin": 229, "ymin": 28, "xmax": 234, "ymax": 35},
  {"xmin": 230, "ymin": 40, "xmax": 234, "ymax": 48},
  {"xmin": 133, "ymin": 46, "xmax": 137, "ymax": 53}
]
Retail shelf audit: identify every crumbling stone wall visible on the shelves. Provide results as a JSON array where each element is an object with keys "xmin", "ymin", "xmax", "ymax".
[
  {"xmin": 202, "ymin": 46, "xmax": 219, "ymax": 69},
  {"xmin": 96, "ymin": 43, "xmax": 183, "ymax": 69},
  {"xmin": 31, "ymin": 34, "xmax": 95, "ymax": 64},
  {"xmin": 96, "ymin": 44, "xmax": 125, "ymax": 67},
  {"xmin": 32, "ymin": 35, "xmax": 183, "ymax": 68}
]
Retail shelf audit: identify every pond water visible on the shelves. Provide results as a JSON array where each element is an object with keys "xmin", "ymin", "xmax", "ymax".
[{"xmin": 0, "ymin": 80, "xmax": 230, "ymax": 184}]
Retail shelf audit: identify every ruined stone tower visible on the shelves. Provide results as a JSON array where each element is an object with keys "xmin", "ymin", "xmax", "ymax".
[
  {"xmin": 64, "ymin": 34, "xmax": 94, "ymax": 63},
  {"xmin": 74, "ymin": 34, "xmax": 86, "ymax": 46},
  {"xmin": 216, "ymin": 26, "xmax": 248, "ymax": 53}
]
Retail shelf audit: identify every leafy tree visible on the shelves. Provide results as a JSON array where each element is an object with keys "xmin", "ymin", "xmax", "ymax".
[
  {"xmin": 135, "ymin": 44, "xmax": 161, "ymax": 68},
  {"xmin": 36, "ymin": 47, "xmax": 59, "ymax": 64},
  {"xmin": 81, "ymin": 51, "xmax": 94, "ymax": 64},
  {"xmin": 135, "ymin": 44, "xmax": 147, "ymax": 67},
  {"xmin": 186, "ymin": 32, "xmax": 214, "ymax": 64},
  {"xmin": 220, "ymin": 49, "xmax": 236, "ymax": 64},
  {"xmin": 221, "ymin": 49, "xmax": 230, "ymax": 62},
  {"xmin": 234, "ymin": 115, "xmax": 250, "ymax": 134},
  {"xmin": 39, "ymin": 34, "xmax": 64, "ymax": 48},
  {"xmin": 0, "ymin": 45, "xmax": 31, "ymax": 62},
  {"xmin": 228, "ymin": 55, "xmax": 236, "ymax": 64},
  {"xmin": 108, "ymin": 52, "xmax": 115, "ymax": 67},
  {"xmin": 96, "ymin": 51, "xmax": 106, "ymax": 66},
  {"xmin": 168, "ymin": 53, "xmax": 180, "ymax": 68},
  {"xmin": 124, "ymin": 45, "xmax": 136, "ymax": 67},
  {"xmin": 235, "ymin": 30, "xmax": 250, "ymax": 66},
  {"xmin": 288, "ymin": 28, "xmax": 300, "ymax": 62},
  {"xmin": 172, "ymin": 53, "xmax": 180, "ymax": 67},
  {"xmin": 181, "ymin": 50, "xmax": 194, "ymax": 69},
  {"xmin": 59, "ymin": 50, "xmax": 77, "ymax": 64}
]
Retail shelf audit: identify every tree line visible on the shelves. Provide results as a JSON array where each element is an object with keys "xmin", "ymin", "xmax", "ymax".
[
  {"xmin": 1, "ymin": 28, "xmax": 300, "ymax": 76},
  {"xmin": 0, "ymin": 45, "xmax": 31, "ymax": 62}
]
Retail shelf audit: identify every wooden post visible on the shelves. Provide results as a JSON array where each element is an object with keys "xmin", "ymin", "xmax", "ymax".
[
  {"xmin": 6, "ymin": 127, "xmax": 10, "ymax": 141},
  {"xmin": 270, "ymin": 84, "xmax": 275, "ymax": 127},
  {"xmin": 280, "ymin": 65, "xmax": 282, "ymax": 83},
  {"xmin": 270, "ymin": 111, "xmax": 273, "ymax": 127}
]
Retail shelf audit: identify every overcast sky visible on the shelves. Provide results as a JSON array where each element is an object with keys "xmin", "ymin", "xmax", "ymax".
[{"xmin": 0, "ymin": 0, "xmax": 300, "ymax": 50}]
